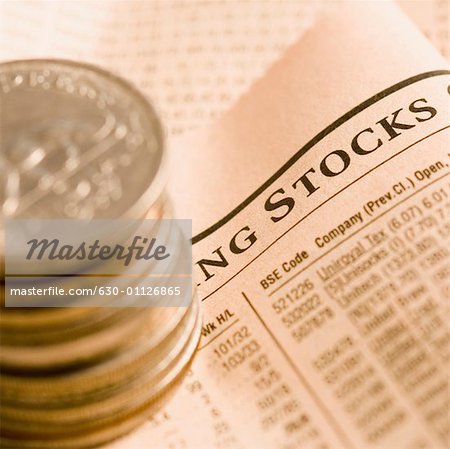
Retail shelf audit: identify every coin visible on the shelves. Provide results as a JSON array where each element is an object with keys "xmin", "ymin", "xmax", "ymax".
[
  {"xmin": 0, "ymin": 299, "xmax": 201, "ymax": 448},
  {"xmin": 0, "ymin": 59, "xmax": 201, "ymax": 449},
  {"xmin": 0, "ymin": 59, "xmax": 166, "ymax": 220}
]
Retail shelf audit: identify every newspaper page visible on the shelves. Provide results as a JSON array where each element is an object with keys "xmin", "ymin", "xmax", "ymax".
[
  {"xmin": 109, "ymin": 2, "xmax": 449, "ymax": 448},
  {"xmin": 0, "ymin": 0, "xmax": 321, "ymax": 135},
  {"xmin": 0, "ymin": 0, "xmax": 448, "ymax": 136}
]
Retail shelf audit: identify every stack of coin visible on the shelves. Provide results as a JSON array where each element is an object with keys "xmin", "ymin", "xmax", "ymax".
[{"xmin": 0, "ymin": 60, "xmax": 201, "ymax": 448}]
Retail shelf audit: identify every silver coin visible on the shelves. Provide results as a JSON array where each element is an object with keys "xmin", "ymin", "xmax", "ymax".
[{"xmin": 0, "ymin": 59, "xmax": 166, "ymax": 222}]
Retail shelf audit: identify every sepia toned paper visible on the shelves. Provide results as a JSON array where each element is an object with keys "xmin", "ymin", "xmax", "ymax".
[{"xmin": 113, "ymin": 2, "xmax": 449, "ymax": 448}]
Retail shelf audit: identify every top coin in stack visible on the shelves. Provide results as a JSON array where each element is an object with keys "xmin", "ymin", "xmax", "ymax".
[{"xmin": 0, "ymin": 59, "xmax": 201, "ymax": 449}]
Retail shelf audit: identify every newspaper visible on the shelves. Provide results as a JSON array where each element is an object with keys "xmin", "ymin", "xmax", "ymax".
[
  {"xmin": 1, "ymin": 1, "xmax": 449, "ymax": 448},
  {"xmin": 0, "ymin": 0, "xmax": 448, "ymax": 135},
  {"xmin": 0, "ymin": 0, "xmax": 322, "ymax": 134},
  {"xmin": 141, "ymin": 2, "xmax": 449, "ymax": 449}
]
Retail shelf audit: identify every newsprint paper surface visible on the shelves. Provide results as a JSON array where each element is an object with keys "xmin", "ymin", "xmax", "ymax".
[{"xmin": 120, "ymin": 2, "xmax": 449, "ymax": 449}]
